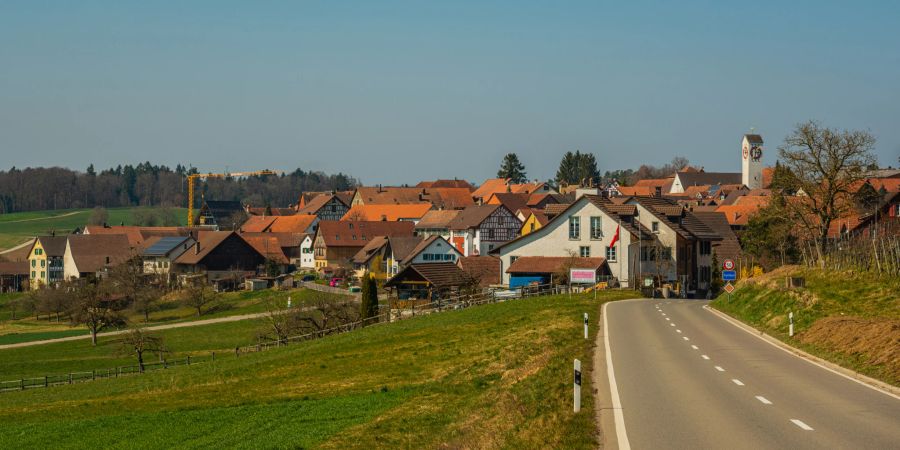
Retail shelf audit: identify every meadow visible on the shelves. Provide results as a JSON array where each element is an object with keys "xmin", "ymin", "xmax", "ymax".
[{"xmin": 0, "ymin": 290, "xmax": 637, "ymax": 449}]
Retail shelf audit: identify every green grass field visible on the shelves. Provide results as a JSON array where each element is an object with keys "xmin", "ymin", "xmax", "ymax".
[
  {"xmin": 0, "ymin": 207, "xmax": 188, "ymax": 250},
  {"xmin": 0, "ymin": 290, "xmax": 637, "ymax": 449},
  {"xmin": 712, "ymin": 266, "xmax": 900, "ymax": 385}
]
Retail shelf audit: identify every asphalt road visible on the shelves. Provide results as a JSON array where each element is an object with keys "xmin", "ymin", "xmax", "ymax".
[{"xmin": 604, "ymin": 299, "xmax": 900, "ymax": 449}]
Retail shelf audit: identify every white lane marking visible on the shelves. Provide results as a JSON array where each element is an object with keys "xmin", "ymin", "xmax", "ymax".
[
  {"xmin": 703, "ymin": 305, "xmax": 900, "ymax": 401},
  {"xmin": 682, "ymin": 337, "xmax": 690, "ymax": 341},
  {"xmin": 701, "ymin": 355, "xmax": 710, "ymax": 360},
  {"xmin": 691, "ymin": 345, "xmax": 698, "ymax": 350},
  {"xmin": 665, "ymin": 318, "xmax": 670, "ymax": 321},
  {"xmin": 676, "ymin": 329, "xmax": 682, "ymax": 333},
  {"xmin": 602, "ymin": 301, "xmax": 632, "ymax": 449},
  {"xmin": 715, "ymin": 366, "xmax": 725, "ymax": 372},
  {"xmin": 790, "ymin": 419, "xmax": 814, "ymax": 431},
  {"xmin": 732, "ymin": 379, "xmax": 744, "ymax": 386},
  {"xmin": 755, "ymin": 396, "xmax": 772, "ymax": 405},
  {"xmin": 670, "ymin": 323, "xmax": 675, "ymax": 327}
]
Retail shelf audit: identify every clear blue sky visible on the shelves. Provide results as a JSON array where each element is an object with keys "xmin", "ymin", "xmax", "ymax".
[{"xmin": 2, "ymin": 1, "xmax": 898, "ymax": 184}]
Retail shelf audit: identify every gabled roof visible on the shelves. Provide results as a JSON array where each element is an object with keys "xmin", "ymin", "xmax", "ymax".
[
  {"xmin": 66, "ymin": 234, "xmax": 133, "ymax": 273},
  {"xmin": 628, "ymin": 196, "xmax": 720, "ymax": 240},
  {"xmin": 351, "ymin": 236, "xmax": 390, "ymax": 265},
  {"xmin": 83, "ymin": 225, "xmax": 189, "ymax": 249},
  {"xmin": 241, "ymin": 235, "xmax": 289, "ymax": 264},
  {"xmin": 342, "ymin": 203, "xmax": 433, "ymax": 221},
  {"xmin": 542, "ymin": 203, "xmax": 571, "ymax": 218},
  {"xmin": 384, "ymin": 262, "xmax": 473, "ymax": 289},
  {"xmin": 448, "ymin": 204, "xmax": 502, "ymax": 230},
  {"xmin": 416, "ymin": 179, "xmax": 475, "ymax": 190},
  {"xmin": 34, "ymin": 236, "xmax": 68, "ymax": 257},
  {"xmin": 315, "ymin": 221, "xmax": 415, "ymax": 247},
  {"xmin": 387, "ymin": 236, "xmax": 427, "ymax": 263},
  {"xmin": 353, "ymin": 187, "xmax": 474, "ymax": 209},
  {"xmin": 616, "ymin": 186, "xmax": 653, "ymax": 196},
  {"xmin": 241, "ymin": 216, "xmax": 278, "ymax": 233},
  {"xmin": 676, "ymin": 172, "xmax": 742, "ymax": 188},
  {"xmin": 744, "ymin": 134, "xmax": 764, "ymax": 144},
  {"xmin": 143, "ymin": 236, "xmax": 193, "ymax": 257},
  {"xmin": 246, "ymin": 207, "xmax": 296, "ymax": 216},
  {"xmin": 691, "ymin": 212, "xmax": 742, "ymax": 263},
  {"xmin": 506, "ymin": 256, "xmax": 606, "ymax": 274},
  {"xmin": 297, "ymin": 194, "xmax": 349, "ymax": 215},
  {"xmin": 174, "ymin": 231, "xmax": 236, "ymax": 265},
  {"xmin": 471, "ymin": 178, "xmax": 548, "ymax": 201},
  {"xmin": 415, "ymin": 210, "xmax": 461, "ymax": 229},
  {"xmin": 716, "ymin": 196, "xmax": 770, "ymax": 226},
  {"xmin": 399, "ymin": 235, "xmax": 461, "ymax": 265},
  {"xmin": 458, "ymin": 256, "xmax": 501, "ymax": 286},
  {"xmin": 486, "ymin": 193, "xmax": 530, "ymax": 215},
  {"xmin": 239, "ymin": 232, "xmax": 306, "ymax": 248},
  {"xmin": 268, "ymin": 215, "xmax": 317, "ymax": 233},
  {"xmin": 0, "ymin": 261, "xmax": 28, "ymax": 275}
]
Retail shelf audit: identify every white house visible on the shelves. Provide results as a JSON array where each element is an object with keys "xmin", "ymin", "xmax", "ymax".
[
  {"xmin": 298, "ymin": 234, "xmax": 315, "ymax": 269},
  {"xmin": 448, "ymin": 205, "xmax": 522, "ymax": 257}
]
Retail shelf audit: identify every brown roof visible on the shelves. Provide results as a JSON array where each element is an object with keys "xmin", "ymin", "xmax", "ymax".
[
  {"xmin": 487, "ymin": 193, "xmax": 530, "ymax": 214},
  {"xmin": 354, "ymin": 187, "xmax": 474, "ymax": 209},
  {"xmin": 458, "ymin": 256, "xmax": 501, "ymax": 286},
  {"xmin": 316, "ymin": 221, "xmax": 415, "ymax": 247},
  {"xmin": 506, "ymin": 256, "xmax": 606, "ymax": 274},
  {"xmin": 388, "ymin": 236, "xmax": 428, "ymax": 263},
  {"xmin": 296, "ymin": 194, "xmax": 349, "ymax": 215},
  {"xmin": 415, "ymin": 210, "xmax": 461, "ymax": 229},
  {"xmin": 34, "ymin": 236, "xmax": 68, "ymax": 257},
  {"xmin": 83, "ymin": 226, "xmax": 191, "ymax": 249},
  {"xmin": 240, "ymin": 235, "xmax": 289, "ymax": 264},
  {"xmin": 174, "ymin": 231, "xmax": 236, "ymax": 265},
  {"xmin": 342, "ymin": 203, "xmax": 433, "ymax": 221},
  {"xmin": 66, "ymin": 234, "xmax": 133, "ymax": 273},
  {"xmin": 351, "ymin": 236, "xmax": 390, "ymax": 265},
  {"xmin": 241, "ymin": 216, "xmax": 278, "ymax": 232},
  {"xmin": 691, "ymin": 212, "xmax": 742, "ymax": 263},
  {"xmin": 677, "ymin": 172, "xmax": 742, "ymax": 188},
  {"xmin": 448, "ymin": 204, "xmax": 502, "ymax": 230},
  {"xmin": 416, "ymin": 179, "xmax": 475, "ymax": 190},
  {"xmin": 744, "ymin": 134, "xmax": 764, "ymax": 144},
  {"xmin": 542, "ymin": 203, "xmax": 571, "ymax": 218},
  {"xmin": 471, "ymin": 178, "xmax": 548, "ymax": 201},
  {"xmin": 0, "ymin": 261, "xmax": 29, "ymax": 275},
  {"xmin": 384, "ymin": 262, "xmax": 473, "ymax": 289}
]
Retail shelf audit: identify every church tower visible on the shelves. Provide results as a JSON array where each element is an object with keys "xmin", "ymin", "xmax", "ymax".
[{"xmin": 741, "ymin": 134, "xmax": 764, "ymax": 189}]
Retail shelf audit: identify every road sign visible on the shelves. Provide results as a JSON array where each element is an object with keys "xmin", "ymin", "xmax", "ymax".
[
  {"xmin": 723, "ymin": 282, "xmax": 735, "ymax": 294},
  {"xmin": 569, "ymin": 268, "xmax": 596, "ymax": 284},
  {"xmin": 723, "ymin": 259, "xmax": 735, "ymax": 271},
  {"xmin": 722, "ymin": 270, "xmax": 737, "ymax": 281}
]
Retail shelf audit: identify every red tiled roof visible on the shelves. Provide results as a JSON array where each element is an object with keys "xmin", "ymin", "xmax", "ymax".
[
  {"xmin": 241, "ymin": 235, "xmax": 289, "ymax": 264},
  {"xmin": 341, "ymin": 203, "xmax": 433, "ymax": 221},
  {"xmin": 458, "ymin": 256, "xmax": 501, "ymax": 286},
  {"xmin": 316, "ymin": 221, "xmax": 415, "ymax": 247},
  {"xmin": 66, "ymin": 234, "xmax": 133, "ymax": 273},
  {"xmin": 506, "ymin": 256, "xmax": 606, "ymax": 274}
]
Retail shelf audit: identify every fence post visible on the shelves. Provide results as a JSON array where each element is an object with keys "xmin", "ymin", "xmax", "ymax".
[
  {"xmin": 68, "ymin": 373, "xmax": 72, "ymax": 384},
  {"xmin": 187, "ymin": 355, "xmax": 191, "ymax": 365},
  {"xmin": 116, "ymin": 367, "xmax": 119, "ymax": 377},
  {"xmin": 212, "ymin": 351, "xmax": 216, "ymax": 361},
  {"xmin": 44, "ymin": 376, "xmax": 48, "ymax": 387},
  {"xmin": 163, "ymin": 359, "xmax": 168, "ymax": 369},
  {"xmin": 235, "ymin": 347, "xmax": 240, "ymax": 358},
  {"xmin": 20, "ymin": 379, "xmax": 24, "ymax": 390},
  {"xmin": 92, "ymin": 370, "xmax": 95, "ymax": 381}
]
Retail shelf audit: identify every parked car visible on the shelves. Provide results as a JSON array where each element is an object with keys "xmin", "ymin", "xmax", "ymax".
[
  {"xmin": 301, "ymin": 274, "xmax": 316, "ymax": 282},
  {"xmin": 329, "ymin": 277, "xmax": 343, "ymax": 287},
  {"xmin": 348, "ymin": 286, "xmax": 361, "ymax": 293}
]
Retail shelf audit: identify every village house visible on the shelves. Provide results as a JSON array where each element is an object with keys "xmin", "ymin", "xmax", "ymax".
[
  {"xmin": 520, "ymin": 210, "xmax": 550, "ymax": 236},
  {"xmin": 416, "ymin": 179, "xmax": 475, "ymax": 190},
  {"xmin": 195, "ymin": 200, "xmax": 248, "ymax": 230},
  {"xmin": 471, "ymin": 178, "xmax": 558, "ymax": 204},
  {"xmin": 352, "ymin": 235, "xmax": 461, "ymax": 278},
  {"xmin": 457, "ymin": 255, "xmax": 502, "ymax": 287},
  {"xmin": 414, "ymin": 210, "xmax": 461, "ymax": 239},
  {"xmin": 142, "ymin": 235, "xmax": 197, "ymax": 283},
  {"xmin": 383, "ymin": 262, "xmax": 475, "ymax": 300},
  {"xmin": 240, "ymin": 214, "xmax": 318, "ymax": 234},
  {"xmin": 313, "ymin": 220, "xmax": 415, "ymax": 270},
  {"xmin": 447, "ymin": 204, "xmax": 522, "ymax": 257},
  {"xmin": 351, "ymin": 186, "xmax": 474, "ymax": 210},
  {"xmin": 296, "ymin": 193, "xmax": 351, "ymax": 221},
  {"xmin": 0, "ymin": 261, "xmax": 28, "ymax": 293},
  {"xmin": 174, "ymin": 231, "xmax": 268, "ymax": 288},
  {"xmin": 27, "ymin": 236, "xmax": 68, "ymax": 288},
  {"xmin": 63, "ymin": 234, "xmax": 134, "ymax": 280}
]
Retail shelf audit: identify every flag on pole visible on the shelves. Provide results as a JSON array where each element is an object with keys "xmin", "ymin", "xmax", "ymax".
[{"xmin": 609, "ymin": 224, "xmax": 620, "ymax": 248}]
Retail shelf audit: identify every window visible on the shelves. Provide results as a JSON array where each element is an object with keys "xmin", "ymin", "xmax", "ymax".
[
  {"xmin": 590, "ymin": 217, "xmax": 603, "ymax": 239},
  {"xmin": 652, "ymin": 221, "xmax": 660, "ymax": 233},
  {"xmin": 487, "ymin": 228, "xmax": 495, "ymax": 240},
  {"xmin": 423, "ymin": 254, "xmax": 433, "ymax": 261},
  {"xmin": 606, "ymin": 246, "xmax": 617, "ymax": 262},
  {"xmin": 699, "ymin": 241, "xmax": 711, "ymax": 255},
  {"xmin": 510, "ymin": 255, "xmax": 519, "ymax": 265},
  {"xmin": 31, "ymin": 260, "xmax": 36, "ymax": 268},
  {"xmin": 580, "ymin": 246, "xmax": 591, "ymax": 257},
  {"xmin": 530, "ymin": 222, "xmax": 535, "ymax": 232},
  {"xmin": 41, "ymin": 260, "xmax": 45, "ymax": 268},
  {"xmin": 352, "ymin": 235, "xmax": 357, "ymax": 240},
  {"xmin": 31, "ymin": 271, "xmax": 35, "ymax": 278},
  {"xmin": 40, "ymin": 271, "xmax": 45, "ymax": 278},
  {"xmin": 569, "ymin": 216, "xmax": 581, "ymax": 239},
  {"xmin": 335, "ymin": 234, "xmax": 340, "ymax": 240}
]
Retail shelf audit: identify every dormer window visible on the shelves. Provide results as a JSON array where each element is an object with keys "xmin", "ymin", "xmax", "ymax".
[{"xmin": 652, "ymin": 221, "xmax": 660, "ymax": 233}]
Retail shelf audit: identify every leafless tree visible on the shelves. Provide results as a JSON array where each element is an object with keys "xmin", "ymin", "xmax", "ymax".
[
  {"xmin": 180, "ymin": 281, "xmax": 217, "ymax": 317},
  {"xmin": 258, "ymin": 293, "xmax": 359, "ymax": 343},
  {"xmin": 69, "ymin": 280, "xmax": 127, "ymax": 346},
  {"xmin": 119, "ymin": 328, "xmax": 166, "ymax": 373},
  {"xmin": 31, "ymin": 284, "xmax": 70, "ymax": 322},
  {"xmin": 778, "ymin": 121, "xmax": 878, "ymax": 264},
  {"xmin": 108, "ymin": 257, "xmax": 162, "ymax": 322}
]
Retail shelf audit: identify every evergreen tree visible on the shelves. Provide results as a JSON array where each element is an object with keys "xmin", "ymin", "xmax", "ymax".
[
  {"xmin": 556, "ymin": 151, "xmax": 600, "ymax": 186},
  {"xmin": 497, "ymin": 153, "xmax": 527, "ymax": 183},
  {"xmin": 710, "ymin": 251, "xmax": 722, "ymax": 296},
  {"xmin": 556, "ymin": 151, "xmax": 579, "ymax": 185},
  {"xmin": 359, "ymin": 273, "xmax": 379, "ymax": 324}
]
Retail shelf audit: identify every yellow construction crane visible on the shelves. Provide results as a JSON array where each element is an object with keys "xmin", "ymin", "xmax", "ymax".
[{"xmin": 186, "ymin": 170, "xmax": 280, "ymax": 225}]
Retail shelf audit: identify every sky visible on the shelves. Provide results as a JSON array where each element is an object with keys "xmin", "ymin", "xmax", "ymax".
[{"xmin": 1, "ymin": 1, "xmax": 899, "ymax": 185}]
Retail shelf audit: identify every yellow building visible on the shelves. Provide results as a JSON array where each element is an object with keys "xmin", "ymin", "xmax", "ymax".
[
  {"xmin": 28, "ymin": 236, "xmax": 67, "ymax": 289},
  {"xmin": 520, "ymin": 211, "xmax": 549, "ymax": 236}
]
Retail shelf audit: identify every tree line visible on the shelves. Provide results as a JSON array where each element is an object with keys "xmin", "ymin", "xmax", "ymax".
[
  {"xmin": 496, "ymin": 151, "xmax": 690, "ymax": 186},
  {"xmin": 0, "ymin": 163, "xmax": 359, "ymax": 214}
]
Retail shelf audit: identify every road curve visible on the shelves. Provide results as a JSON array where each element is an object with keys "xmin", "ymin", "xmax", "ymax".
[{"xmin": 604, "ymin": 299, "xmax": 900, "ymax": 449}]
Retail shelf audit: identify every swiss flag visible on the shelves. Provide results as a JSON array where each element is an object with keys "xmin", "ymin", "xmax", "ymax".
[{"xmin": 609, "ymin": 225, "xmax": 620, "ymax": 248}]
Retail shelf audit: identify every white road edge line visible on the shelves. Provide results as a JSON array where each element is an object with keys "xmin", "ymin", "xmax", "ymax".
[
  {"xmin": 755, "ymin": 396, "xmax": 772, "ymax": 405},
  {"xmin": 603, "ymin": 301, "xmax": 631, "ymax": 450},
  {"xmin": 732, "ymin": 379, "xmax": 744, "ymax": 386},
  {"xmin": 703, "ymin": 305, "xmax": 900, "ymax": 401},
  {"xmin": 790, "ymin": 419, "xmax": 814, "ymax": 431},
  {"xmin": 715, "ymin": 366, "xmax": 725, "ymax": 372}
]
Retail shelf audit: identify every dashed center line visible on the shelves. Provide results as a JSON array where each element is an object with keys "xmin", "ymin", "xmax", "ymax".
[
  {"xmin": 701, "ymin": 355, "xmax": 710, "ymax": 360},
  {"xmin": 755, "ymin": 396, "xmax": 772, "ymax": 405},
  {"xmin": 682, "ymin": 337, "xmax": 690, "ymax": 341},
  {"xmin": 715, "ymin": 366, "xmax": 725, "ymax": 372},
  {"xmin": 676, "ymin": 329, "xmax": 682, "ymax": 333},
  {"xmin": 670, "ymin": 323, "xmax": 675, "ymax": 327},
  {"xmin": 691, "ymin": 345, "xmax": 699, "ymax": 350},
  {"xmin": 665, "ymin": 318, "xmax": 670, "ymax": 321},
  {"xmin": 732, "ymin": 379, "xmax": 744, "ymax": 386},
  {"xmin": 791, "ymin": 419, "xmax": 814, "ymax": 431}
]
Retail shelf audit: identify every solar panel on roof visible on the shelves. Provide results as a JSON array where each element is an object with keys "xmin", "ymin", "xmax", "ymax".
[{"xmin": 143, "ymin": 236, "xmax": 189, "ymax": 256}]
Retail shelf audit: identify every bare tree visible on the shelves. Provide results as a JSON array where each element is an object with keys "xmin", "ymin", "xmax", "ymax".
[
  {"xmin": 119, "ymin": 328, "xmax": 166, "ymax": 373},
  {"xmin": 109, "ymin": 257, "xmax": 162, "ymax": 322},
  {"xmin": 778, "ymin": 121, "xmax": 878, "ymax": 264},
  {"xmin": 180, "ymin": 281, "xmax": 217, "ymax": 317},
  {"xmin": 69, "ymin": 280, "xmax": 127, "ymax": 346},
  {"xmin": 30, "ymin": 284, "xmax": 69, "ymax": 322},
  {"xmin": 88, "ymin": 206, "xmax": 109, "ymax": 226}
]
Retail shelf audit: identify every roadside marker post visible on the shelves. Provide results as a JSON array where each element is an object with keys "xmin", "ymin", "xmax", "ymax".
[
  {"xmin": 574, "ymin": 359, "xmax": 582, "ymax": 412},
  {"xmin": 584, "ymin": 313, "xmax": 589, "ymax": 340},
  {"xmin": 287, "ymin": 296, "xmax": 291, "ymax": 309},
  {"xmin": 789, "ymin": 312, "xmax": 794, "ymax": 337}
]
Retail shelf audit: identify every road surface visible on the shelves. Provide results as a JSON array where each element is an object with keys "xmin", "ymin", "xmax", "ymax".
[{"xmin": 603, "ymin": 299, "xmax": 900, "ymax": 449}]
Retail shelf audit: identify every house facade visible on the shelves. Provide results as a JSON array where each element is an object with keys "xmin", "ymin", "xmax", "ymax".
[
  {"xmin": 28, "ymin": 236, "xmax": 67, "ymax": 288},
  {"xmin": 448, "ymin": 205, "xmax": 522, "ymax": 256},
  {"xmin": 297, "ymin": 194, "xmax": 351, "ymax": 222}
]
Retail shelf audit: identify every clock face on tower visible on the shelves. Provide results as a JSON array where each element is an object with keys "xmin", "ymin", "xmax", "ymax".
[
  {"xmin": 750, "ymin": 145, "xmax": 762, "ymax": 161},
  {"xmin": 742, "ymin": 147, "xmax": 749, "ymax": 159}
]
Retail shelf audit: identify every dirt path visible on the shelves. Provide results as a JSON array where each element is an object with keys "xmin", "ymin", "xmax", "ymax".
[
  {"xmin": 0, "ymin": 211, "xmax": 81, "ymax": 224},
  {"xmin": 0, "ymin": 311, "xmax": 271, "ymax": 350}
]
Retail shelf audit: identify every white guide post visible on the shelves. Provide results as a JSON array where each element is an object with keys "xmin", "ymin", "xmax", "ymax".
[
  {"xmin": 574, "ymin": 359, "xmax": 582, "ymax": 412},
  {"xmin": 583, "ymin": 313, "xmax": 589, "ymax": 339}
]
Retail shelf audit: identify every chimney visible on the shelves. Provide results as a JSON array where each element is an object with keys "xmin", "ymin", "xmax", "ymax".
[{"xmin": 195, "ymin": 242, "xmax": 201, "ymax": 255}]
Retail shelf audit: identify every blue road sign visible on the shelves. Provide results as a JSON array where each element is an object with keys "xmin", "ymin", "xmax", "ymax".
[{"xmin": 722, "ymin": 270, "xmax": 737, "ymax": 281}]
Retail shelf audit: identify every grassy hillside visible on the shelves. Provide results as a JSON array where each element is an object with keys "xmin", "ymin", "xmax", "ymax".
[
  {"xmin": 0, "ymin": 287, "xmax": 349, "ymax": 347},
  {"xmin": 712, "ymin": 266, "xmax": 900, "ymax": 386},
  {"xmin": 0, "ymin": 290, "xmax": 636, "ymax": 449},
  {"xmin": 0, "ymin": 207, "xmax": 188, "ymax": 250}
]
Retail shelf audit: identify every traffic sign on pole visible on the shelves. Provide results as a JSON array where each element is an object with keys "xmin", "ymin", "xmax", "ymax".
[
  {"xmin": 722, "ymin": 270, "xmax": 737, "ymax": 281},
  {"xmin": 723, "ymin": 282, "xmax": 735, "ymax": 294},
  {"xmin": 723, "ymin": 259, "xmax": 735, "ymax": 271}
]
